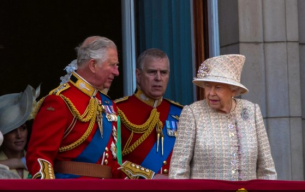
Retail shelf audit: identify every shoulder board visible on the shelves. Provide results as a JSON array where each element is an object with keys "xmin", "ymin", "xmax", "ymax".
[
  {"xmin": 49, "ymin": 83, "xmax": 70, "ymax": 96},
  {"xmin": 164, "ymin": 98, "xmax": 183, "ymax": 108},
  {"xmin": 114, "ymin": 96, "xmax": 129, "ymax": 104}
]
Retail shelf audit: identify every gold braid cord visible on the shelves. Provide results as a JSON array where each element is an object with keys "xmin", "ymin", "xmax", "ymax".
[
  {"xmin": 118, "ymin": 108, "xmax": 163, "ymax": 156},
  {"xmin": 58, "ymin": 95, "xmax": 98, "ymax": 152}
]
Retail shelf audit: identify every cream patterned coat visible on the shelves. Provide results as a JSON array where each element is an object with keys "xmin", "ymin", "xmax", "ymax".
[{"xmin": 169, "ymin": 99, "xmax": 277, "ymax": 180}]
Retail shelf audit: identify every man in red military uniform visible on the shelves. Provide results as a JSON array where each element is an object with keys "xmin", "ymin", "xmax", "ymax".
[
  {"xmin": 26, "ymin": 36, "xmax": 154, "ymax": 179},
  {"xmin": 115, "ymin": 48, "xmax": 183, "ymax": 178}
]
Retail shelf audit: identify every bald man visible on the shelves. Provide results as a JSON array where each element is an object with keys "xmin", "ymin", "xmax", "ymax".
[{"xmin": 26, "ymin": 36, "xmax": 154, "ymax": 179}]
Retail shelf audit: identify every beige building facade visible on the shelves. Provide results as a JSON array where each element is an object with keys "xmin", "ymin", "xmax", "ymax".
[{"xmin": 218, "ymin": 0, "xmax": 305, "ymax": 180}]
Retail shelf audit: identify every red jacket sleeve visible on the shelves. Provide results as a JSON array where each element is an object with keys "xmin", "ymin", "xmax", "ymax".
[{"xmin": 26, "ymin": 95, "xmax": 69, "ymax": 177}]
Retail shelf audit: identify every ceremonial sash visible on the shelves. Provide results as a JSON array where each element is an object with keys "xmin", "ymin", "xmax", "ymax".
[
  {"xmin": 141, "ymin": 104, "xmax": 182, "ymax": 173},
  {"xmin": 55, "ymin": 94, "xmax": 113, "ymax": 178}
]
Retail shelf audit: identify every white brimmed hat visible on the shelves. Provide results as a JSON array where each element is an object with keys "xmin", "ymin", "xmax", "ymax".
[
  {"xmin": 193, "ymin": 54, "xmax": 248, "ymax": 96},
  {"xmin": 0, "ymin": 85, "xmax": 40, "ymax": 135}
]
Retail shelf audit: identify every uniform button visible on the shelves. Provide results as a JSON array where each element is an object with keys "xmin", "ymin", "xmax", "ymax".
[
  {"xmin": 131, "ymin": 163, "xmax": 135, "ymax": 167},
  {"xmin": 105, "ymin": 147, "xmax": 108, "ymax": 151},
  {"xmin": 140, "ymin": 167, "xmax": 144, "ymax": 171},
  {"xmin": 163, "ymin": 169, "xmax": 168, "ymax": 173},
  {"xmin": 104, "ymin": 159, "xmax": 108, "ymax": 165},
  {"xmin": 136, "ymin": 165, "xmax": 140, "ymax": 169},
  {"xmin": 163, "ymin": 161, "xmax": 167, "ymax": 165},
  {"xmin": 105, "ymin": 153, "xmax": 109, "ymax": 158},
  {"xmin": 145, "ymin": 169, "xmax": 150, "ymax": 172}
]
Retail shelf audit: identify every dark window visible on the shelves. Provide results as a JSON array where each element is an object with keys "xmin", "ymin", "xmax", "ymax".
[{"xmin": 0, "ymin": 0, "xmax": 124, "ymax": 99}]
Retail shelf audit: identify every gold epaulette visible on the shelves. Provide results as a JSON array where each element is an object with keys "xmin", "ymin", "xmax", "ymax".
[
  {"xmin": 164, "ymin": 98, "xmax": 183, "ymax": 108},
  {"xmin": 49, "ymin": 83, "xmax": 70, "ymax": 96},
  {"xmin": 31, "ymin": 96, "xmax": 46, "ymax": 119},
  {"xmin": 120, "ymin": 161, "xmax": 155, "ymax": 179},
  {"xmin": 32, "ymin": 84, "xmax": 70, "ymax": 119},
  {"xmin": 114, "ymin": 96, "xmax": 129, "ymax": 104}
]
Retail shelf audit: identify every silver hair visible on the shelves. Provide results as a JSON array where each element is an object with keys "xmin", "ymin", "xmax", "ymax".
[
  {"xmin": 229, "ymin": 85, "xmax": 239, "ymax": 92},
  {"xmin": 76, "ymin": 36, "xmax": 117, "ymax": 68},
  {"xmin": 136, "ymin": 48, "xmax": 170, "ymax": 70}
]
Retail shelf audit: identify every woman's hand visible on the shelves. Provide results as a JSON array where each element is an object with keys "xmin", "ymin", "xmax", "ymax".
[{"xmin": 0, "ymin": 158, "xmax": 25, "ymax": 169}]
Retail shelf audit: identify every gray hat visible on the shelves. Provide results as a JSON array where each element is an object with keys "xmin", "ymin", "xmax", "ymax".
[{"xmin": 0, "ymin": 85, "xmax": 40, "ymax": 135}]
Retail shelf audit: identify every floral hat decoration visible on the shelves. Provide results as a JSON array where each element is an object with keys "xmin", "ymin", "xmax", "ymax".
[
  {"xmin": 60, "ymin": 59, "xmax": 78, "ymax": 85},
  {"xmin": 193, "ymin": 54, "xmax": 249, "ymax": 96}
]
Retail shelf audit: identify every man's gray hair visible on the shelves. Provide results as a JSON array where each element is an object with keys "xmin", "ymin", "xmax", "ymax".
[
  {"xmin": 76, "ymin": 36, "xmax": 117, "ymax": 67},
  {"xmin": 136, "ymin": 48, "xmax": 170, "ymax": 70}
]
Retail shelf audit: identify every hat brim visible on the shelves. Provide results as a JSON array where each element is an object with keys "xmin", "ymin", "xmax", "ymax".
[
  {"xmin": 0, "ymin": 85, "xmax": 34, "ymax": 135},
  {"xmin": 193, "ymin": 77, "xmax": 249, "ymax": 96}
]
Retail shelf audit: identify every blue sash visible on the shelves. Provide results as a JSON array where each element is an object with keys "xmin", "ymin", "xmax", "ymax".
[
  {"xmin": 55, "ymin": 94, "xmax": 113, "ymax": 178},
  {"xmin": 140, "ymin": 104, "xmax": 182, "ymax": 173}
]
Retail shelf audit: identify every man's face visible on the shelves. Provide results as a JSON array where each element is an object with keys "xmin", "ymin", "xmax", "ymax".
[
  {"xmin": 94, "ymin": 48, "xmax": 119, "ymax": 90},
  {"xmin": 136, "ymin": 58, "xmax": 170, "ymax": 100},
  {"xmin": 3, "ymin": 124, "xmax": 28, "ymax": 153}
]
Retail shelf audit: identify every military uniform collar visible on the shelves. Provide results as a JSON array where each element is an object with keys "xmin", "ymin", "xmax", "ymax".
[
  {"xmin": 134, "ymin": 89, "xmax": 163, "ymax": 108},
  {"xmin": 69, "ymin": 72, "xmax": 98, "ymax": 97}
]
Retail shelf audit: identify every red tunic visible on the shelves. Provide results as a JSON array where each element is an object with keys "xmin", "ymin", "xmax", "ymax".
[
  {"xmin": 115, "ymin": 90, "xmax": 183, "ymax": 175},
  {"xmin": 26, "ymin": 80, "xmax": 123, "ymax": 179}
]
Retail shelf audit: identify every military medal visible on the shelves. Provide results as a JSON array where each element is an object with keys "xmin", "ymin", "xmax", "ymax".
[
  {"xmin": 106, "ymin": 114, "xmax": 118, "ymax": 122},
  {"xmin": 110, "ymin": 141, "xmax": 117, "ymax": 159},
  {"xmin": 166, "ymin": 120, "xmax": 177, "ymax": 137},
  {"xmin": 104, "ymin": 105, "xmax": 118, "ymax": 122},
  {"xmin": 112, "ymin": 125, "xmax": 117, "ymax": 142},
  {"xmin": 111, "ymin": 126, "xmax": 118, "ymax": 159}
]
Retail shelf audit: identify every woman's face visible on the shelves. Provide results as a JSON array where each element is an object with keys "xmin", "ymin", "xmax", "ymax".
[
  {"xmin": 204, "ymin": 82, "xmax": 236, "ymax": 113},
  {"xmin": 3, "ymin": 124, "xmax": 28, "ymax": 153}
]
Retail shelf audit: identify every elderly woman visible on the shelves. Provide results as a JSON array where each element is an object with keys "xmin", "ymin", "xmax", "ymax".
[
  {"xmin": 0, "ymin": 85, "xmax": 40, "ymax": 179},
  {"xmin": 169, "ymin": 54, "xmax": 277, "ymax": 180}
]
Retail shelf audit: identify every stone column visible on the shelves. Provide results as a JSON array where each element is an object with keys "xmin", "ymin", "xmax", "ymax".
[
  {"xmin": 299, "ymin": 0, "xmax": 305, "ymax": 181},
  {"xmin": 218, "ymin": 0, "xmax": 303, "ymax": 180}
]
